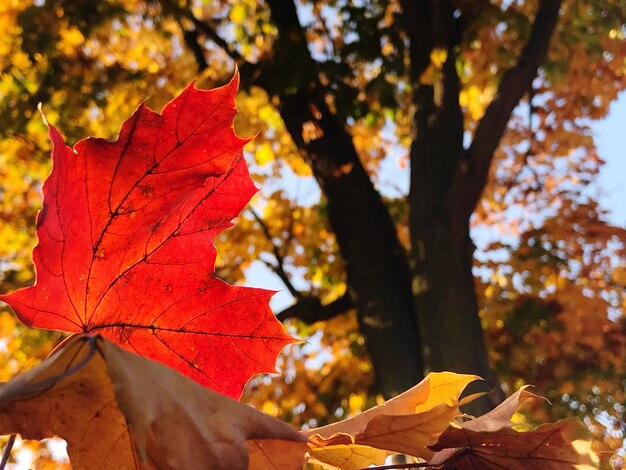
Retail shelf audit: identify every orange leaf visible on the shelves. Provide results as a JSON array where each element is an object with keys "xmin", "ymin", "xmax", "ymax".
[
  {"xmin": 430, "ymin": 387, "xmax": 598, "ymax": 469},
  {"xmin": 430, "ymin": 420, "xmax": 599, "ymax": 469}
]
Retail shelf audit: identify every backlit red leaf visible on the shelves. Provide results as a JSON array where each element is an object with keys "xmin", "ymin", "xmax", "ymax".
[{"xmin": 0, "ymin": 75, "xmax": 295, "ymax": 398}]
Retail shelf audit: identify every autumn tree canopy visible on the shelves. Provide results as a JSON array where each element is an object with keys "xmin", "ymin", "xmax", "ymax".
[{"xmin": 0, "ymin": 0, "xmax": 624, "ymax": 464}]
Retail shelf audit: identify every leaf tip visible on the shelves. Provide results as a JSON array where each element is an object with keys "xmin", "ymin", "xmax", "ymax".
[
  {"xmin": 37, "ymin": 102, "xmax": 47, "ymax": 124},
  {"xmin": 230, "ymin": 65, "xmax": 240, "ymax": 90}
]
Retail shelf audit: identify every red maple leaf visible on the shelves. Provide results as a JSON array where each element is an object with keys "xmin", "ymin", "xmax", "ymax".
[{"xmin": 0, "ymin": 75, "xmax": 295, "ymax": 399}]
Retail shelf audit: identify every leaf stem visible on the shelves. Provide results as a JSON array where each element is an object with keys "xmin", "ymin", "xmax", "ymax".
[
  {"xmin": 355, "ymin": 462, "xmax": 436, "ymax": 470},
  {"xmin": 0, "ymin": 434, "xmax": 16, "ymax": 470}
]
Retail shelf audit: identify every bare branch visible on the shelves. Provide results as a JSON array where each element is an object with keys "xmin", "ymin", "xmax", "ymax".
[
  {"xmin": 505, "ymin": 85, "xmax": 544, "ymax": 193},
  {"xmin": 276, "ymin": 293, "xmax": 353, "ymax": 323},
  {"xmin": 160, "ymin": 0, "xmax": 266, "ymax": 80},
  {"xmin": 181, "ymin": 27, "xmax": 209, "ymax": 71},
  {"xmin": 248, "ymin": 207, "xmax": 302, "ymax": 299},
  {"xmin": 159, "ymin": 0, "xmax": 238, "ymax": 70},
  {"xmin": 456, "ymin": 0, "xmax": 562, "ymax": 218},
  {"xmin": 311, "ymin": 1, "xmax": 336, "ymax": 58},
  {"xmin": 189, "ymin": 15, "xmax": 242, "ymax": 62}
]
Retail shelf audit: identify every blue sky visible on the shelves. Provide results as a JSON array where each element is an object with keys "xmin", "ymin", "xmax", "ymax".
[
  {"xmin": 594, "ymin": 92, "xmax": 626, "ymax": 227},
  {"xmin": 246, "ymin": 91, "xmax": 626, "ymax": 313}
]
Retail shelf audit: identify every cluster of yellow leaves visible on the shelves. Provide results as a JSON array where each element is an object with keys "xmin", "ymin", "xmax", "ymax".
[
  {"xmin": 244, "ymin": 312, "xmax": 373, "ymax": 430},
  {"xmin": 224, "ymin": 0, "xmax": 275, "ymax": 61},
  {"xmin": 236, "ymin": 87, "xmax": 311, "ymax": 178}
]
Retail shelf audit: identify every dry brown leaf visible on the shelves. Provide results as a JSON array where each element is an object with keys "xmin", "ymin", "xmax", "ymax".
[
  {"xmin": 460, "ymin": 385, "xmax": 541, "ymax": 432},
  {"xmin": 247, "ymin": 439, "xmax": 309, "ymax": 469},
  {"xmin": 0, "ymin": 334, "xmax": 307, "ymax": 470},
  {"xmin": 0, "ymin": 335, "xmax": 134, "ymax": 469},
  {"xmin": 355, "ymin": 402, "xmax": 469, "ymax": 458},
  {"xmin": 304, "ymin": 372, "xmax": 479, "ymax": 466},
  {"xmin": 429, "ymin": 419, "xmax": 599, "ymax": 469},
  {"xmin": 429, "ymin": 388, "xmax": 597, "ymax": 469}
]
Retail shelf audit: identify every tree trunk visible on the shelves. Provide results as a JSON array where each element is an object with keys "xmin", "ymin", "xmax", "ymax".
[
  {"xmin": 243, "ymin": 0, "xmax": 558, "ymax": 401},
  {"xmin": 277, "ymin": 87, "xmax": 424, "ymax": 398},
  {"xmin": 411, "ymin": 213, "xmax": 500, "ymax": 406},
  {"xmin": 403, "ymin": 0, "xmax": 501, "ymax": 412},
  {"xmin": 405, "ymin": 0, "xmax": 562, "ymax": 411},
  {"xmin": 413, "ymin": 218, "xmax": 486, "ymax": 375},
  {"xmin": 253, "ymin": 0, "xmax": 424, "ymax": 398}
]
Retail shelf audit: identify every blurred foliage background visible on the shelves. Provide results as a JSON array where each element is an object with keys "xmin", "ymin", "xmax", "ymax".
[{"xmin": 0, "ymin": 0, "xmax": 625, "ymax": 467}]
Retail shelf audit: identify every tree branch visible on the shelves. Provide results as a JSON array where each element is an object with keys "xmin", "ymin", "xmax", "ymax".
[
  {"xmin": 505, "ymin": 85, "xmax": 543, "ymax": 192},
  {"xmin": 181, "ymin": 28, "xmax": 209, "ymax": 71},
  {"xmin": 276, "ymin": 293, "xmax": 353, "ymax": 323},
  {"xmin": 248, "ymin": 207, "xmax": 302, "ymax": 299},
  {"xmin": 160, "ymin": 0, "xmax": 236, "ymax": 69},
  {"xmin": 162, "ymin": 0, "xmax": 268, "ymax": 83},
  {"xmin": 189, "ymin": 15, "xmax": 242, "ymax": 62},
  {"xmin": 456, "ymin": 0, "xmax": 562, "ymax": 219}
]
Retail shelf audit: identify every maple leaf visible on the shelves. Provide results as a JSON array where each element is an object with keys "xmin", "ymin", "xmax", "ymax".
[
  {"xmin": 429, "ymin": 420, "xmax": 599, "ymax": 469},
  {"xmin": 0, "ymin": 335, "xmax": 308, "ymax": 470},
  {"xmin": 0, "ymin": 75, "xmax": 295, "ymax": 398},
  {"xmin": 429, "ymin": 387, "xmax": 599, "ymax": 469}
]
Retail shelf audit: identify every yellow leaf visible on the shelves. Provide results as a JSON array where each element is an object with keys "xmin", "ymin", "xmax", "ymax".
[
  {"xmin": 230, "ymin": 4, "xmax": 246, "ymax": 24},
  {"xmin": 256, "ymin": 142, "xmax": 274, "ymax": 166},
  {"xmin": 348, "ymin": 393, "xmax": 365, "ymax": 414},
  {"xmin": 58, "ymin": 27, "xmax": 84, "ymax": 56},
  {"xmin": 304, "ymin": 372, "xmax": 479, "ymax": 461},
  {"xmin": 413, "ymin": 372, "xmax": 481, "ymax": 413},
  {"xmin": 308, "ymin": 444, "xmax": 388, "ymax": 469},
  {"xmin": 430, "ymin": 48, "xmax": 448, "ymax": 68}
]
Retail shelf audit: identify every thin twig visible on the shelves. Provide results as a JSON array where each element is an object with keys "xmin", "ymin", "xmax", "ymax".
[
  {"xmin": 312, "ymin": 1, "xmax": 336, "ymax": 58},
  {"xmin": 159, "ymin": 0, "xmax": 242, "ymax": 71},
  {"xmin": 248, "ymin": 207, "xmax": 302, "ymax": 299},
  {"xmin": 190, "ymin": 15, "xmax": 242, "ymax": 62},
  {"xmin": 0, "ymin": 434, "xmax": 16, "ymax": 470},
  {"xmin": 504, "ymin": 85, "xmax": 543, "ymax": 193},
  {"xmin": 354, "ymin": 462, "xmax": 436, "ymax": 470}
]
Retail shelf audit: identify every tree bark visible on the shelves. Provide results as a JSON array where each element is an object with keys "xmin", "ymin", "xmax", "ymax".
[
  {"xmin": 257, "ymin": 0, "xmax": 424, "ymax": 398},
  {"xmin": 406, "ymin": 0, "xmax": 562, "ymax": 409},
  {"xmin": 403, "ymin": 0, "xmax": 497, "ymax": 410}
]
